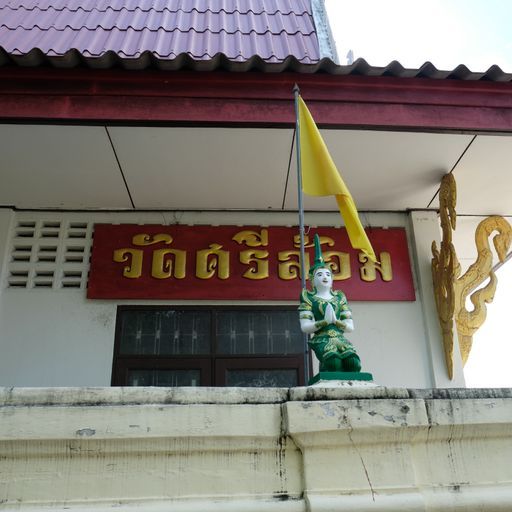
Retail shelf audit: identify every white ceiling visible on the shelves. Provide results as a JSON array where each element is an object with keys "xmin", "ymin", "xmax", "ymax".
[
  {"xmin": 0, "ymin": 124, "xmax": 511, "ymax": 216},
  {"xmin": 0, "ymin": 125, "xmax": 132, "ymax": 209}
]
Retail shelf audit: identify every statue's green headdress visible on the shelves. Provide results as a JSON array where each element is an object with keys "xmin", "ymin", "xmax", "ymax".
[{"xmin": 308, "ymin": 234, "xmax": 330, "ymax": 282}]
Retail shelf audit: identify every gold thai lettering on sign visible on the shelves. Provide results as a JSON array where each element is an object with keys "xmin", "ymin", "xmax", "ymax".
[
  {"xmin": 113, "ymin": 233, "xmax": 186, "ymax": 280},
  {"xmin": 113, "ymin": 248, "xmax": 143, "ymax": 279},
  {"xmin": 293, "ymin": 234, "xmax": 335, "ymax": 249},
  {"xmin": 151, "ymin": 245, "xmax": 186, "ymax": 279},
  {"xmin": 233, "ymin": 229, "xmax": 268, "ymax": 247},
  {"xmin": 359, "ymin": 252, "xmax": 392, "ymax": 282},
  {"xmin": 324, "ymin": 251, "xmax": 351, "ymax": 280},
  {"xmin": 132, "ymin": 233, "xmax": 173, "ymax": 246},
  {"xmin": 233, "ymin": 229, "xmax": 269, "ymax": 280},
  {"xmin": 280, "ymin": 234, "xmax": 333, "ymax": 280},
  {"xmin": 111, "ymin": 228, "xmax": 395, "ymax": 284},
  {"xmin": 196, "ymin": 243, "xmax": 229, "ymax": 280},
  {"xmin": 278, "ymin": 251, "xmax": 311, "ymax": 280},
  {"xmin": 238, "ymin": 250, "xmax": 269, "ymax": 279}
]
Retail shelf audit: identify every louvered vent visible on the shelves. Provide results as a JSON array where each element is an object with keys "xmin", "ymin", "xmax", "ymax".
[{"xmin": 7, "ymin": 219, "xmax": 92, "ymax": 289}]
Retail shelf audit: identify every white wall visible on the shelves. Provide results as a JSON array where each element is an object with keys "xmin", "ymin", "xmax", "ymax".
[
  {"xmin": 0, "ymin": 209, "xmax": 440, "ymax": 388},
  {"xmin": 0, "ymin": 292, "xmax": 116, "ymax": 386}
]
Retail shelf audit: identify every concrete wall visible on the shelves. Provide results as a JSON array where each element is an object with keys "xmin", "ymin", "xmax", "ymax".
[
  {"xmin": 2, "ymin": 386, "xmax": 512, "ymax": 511},
  {"xmin": 0, "ymin": 208, "xmax": 447, "ymax": 388}
]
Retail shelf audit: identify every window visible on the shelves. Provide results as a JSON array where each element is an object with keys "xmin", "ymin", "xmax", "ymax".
[{"xmin": 112, "ymin": 306, "xmax": 306, "ymax": 387}]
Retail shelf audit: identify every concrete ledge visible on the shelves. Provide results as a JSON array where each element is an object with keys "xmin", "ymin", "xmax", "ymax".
[
  {"xmin": 0, "ymin": 402, "xmax": 283, "ymax": 441},
  {"xmin": 0, "ymin": 386, "xmax": 291, "ymax": 407},
  {"xmin": 290, "ymin": 385, "xmax": 410, "ymax": 401},
  {"xmin": 0, "ymin": 496, "xmax": 306, "ymax": 512},
  {"xmin": 2, "ymin": 386, "xmax": 512, "ymax": 511},
  {"xmin": 3, "ymin": 386, "xmax": 512, "ymax": 407}
]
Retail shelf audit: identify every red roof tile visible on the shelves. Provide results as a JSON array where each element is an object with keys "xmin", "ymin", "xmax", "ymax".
[
  {"xmin": 0, "ymin": 0, "xmax": 322, "ymax": 64},
  {"xmin": 5, "ymin": 0, "xmax": 506, "ymax": 82}
]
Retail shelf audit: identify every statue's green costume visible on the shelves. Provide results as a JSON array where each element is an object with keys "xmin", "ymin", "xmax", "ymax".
[
  {"xmin": 299, "ymin": 288, "xmax": 361, "ymax": 372},
  {"xmin": 298, "ymin": 234, "xmax": 362, "ymax": 373}
]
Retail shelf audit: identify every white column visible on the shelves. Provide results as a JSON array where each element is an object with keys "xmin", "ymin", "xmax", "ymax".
[{"xmin": 409, "ymin": 210, "xmax": 465, "ymax": 387}]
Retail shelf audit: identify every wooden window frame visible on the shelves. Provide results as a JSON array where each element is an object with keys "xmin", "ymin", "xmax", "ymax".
[
  {"xmin": 112, "ymin": 357, "xmax": 212, "ymax": 386},
  {"xmin": 215, "ymin": 355, "xmax": 304, "ymax": 386},
  {"xmin": 112, "ymin": 305, "xmax": 307, "ymax": 387}
]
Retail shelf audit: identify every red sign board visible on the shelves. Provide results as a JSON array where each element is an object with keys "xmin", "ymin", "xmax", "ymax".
[{"xmin": 87, "ymin": 225, "xmax": 415, "ymax": 301}]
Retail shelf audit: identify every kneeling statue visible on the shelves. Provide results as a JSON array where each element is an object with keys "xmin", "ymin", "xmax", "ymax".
[{"xmin": 299, "ymin": 234, "xmax": 361, "ymax": 373}]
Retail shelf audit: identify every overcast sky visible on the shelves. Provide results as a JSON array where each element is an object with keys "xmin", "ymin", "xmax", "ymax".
[{"xmin": 325, "ymin": 0, "xmax": 512, "ymax": 72}]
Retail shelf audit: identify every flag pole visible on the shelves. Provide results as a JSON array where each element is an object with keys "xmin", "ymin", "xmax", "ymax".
[{"xmin": 293, "ymin": 84, "xmax": 310, "ymax": 384}]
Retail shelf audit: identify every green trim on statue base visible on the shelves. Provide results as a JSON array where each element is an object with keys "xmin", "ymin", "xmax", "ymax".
[{"xmin": 308, "ymin": 371, "xmax": 374, "ymax": 385}]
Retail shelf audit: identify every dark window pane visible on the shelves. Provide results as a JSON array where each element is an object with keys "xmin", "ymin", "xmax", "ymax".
[
  {"xmin": 225, "ymin": 369, "xmax": 297, "ymax": 387},
  {"xmin": 216, "ymin": 310, "xmax": 302, "ymax": 355},
  {"xmin": 270, "ymin": 311, "xmax": 303, "ymax": 354},
  {"xmin": 217, "ymin": 311, "xmax": 245, "ymax": 353},
  {"xmin": 114, "ymin": 308, "xmax": 304, "ymax": 387},
  {"xmin": 173, "ymin": 311, "xmax": 210, "ymax": 355},
  {"xmin": 127, "ymin": 369, "xmax": 201, "ymax": 387},
  {"xmin": 119, "ymin": 313, "xmax": 139, "ymax": 354},
  {"xmin": 136, "ymin": 311, "xmax": 157, "ymax": 354},
  {"xmin": 158, "ymin": 310, "xmax": 177, "ymax": 355},
  {"xmin": 119, "ymin": 310, "xmax": 211, "ymax": 355}
]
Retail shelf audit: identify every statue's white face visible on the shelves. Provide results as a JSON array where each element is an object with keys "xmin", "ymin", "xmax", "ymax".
[{"xmin": 313, "ymin": 267, "xmax": 333, "ymax": 290}]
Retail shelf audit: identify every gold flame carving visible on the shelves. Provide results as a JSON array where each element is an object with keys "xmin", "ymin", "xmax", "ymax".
[
  {"xmin": 454, "ymin": 216, "xmax": 512, "ymax": 365},
  {"xmin": 432, "ymin": 173, "xmax": 512, "ymax": 379}
]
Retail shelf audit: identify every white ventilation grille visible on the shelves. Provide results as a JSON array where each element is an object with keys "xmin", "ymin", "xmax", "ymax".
[{"xmin": 7, "ymin": 219, "xmax": 92, "ymax": 290}]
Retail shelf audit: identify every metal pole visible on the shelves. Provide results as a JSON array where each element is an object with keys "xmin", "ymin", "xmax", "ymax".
[
  {"xmin": 293, "ymin": 85, "xmax": 307, "ymax": 290},
  {"xmin": 293, "ymin": 84, "xmax": 310, "ymax": 383}
]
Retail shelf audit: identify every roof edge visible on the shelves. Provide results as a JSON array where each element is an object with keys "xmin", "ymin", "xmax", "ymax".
[
  {"xmin": 311, "ymin": 0, "xmax": 339, "ymax": 64},
  {"xmin": 1, "ymin": 46, "xmax": 512, "ymax": 82}
]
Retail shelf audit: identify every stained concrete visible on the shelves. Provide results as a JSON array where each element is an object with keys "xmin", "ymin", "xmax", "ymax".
[{"xmin": 2, "ymin": 386, "xmax": 512, "ymax": 511}]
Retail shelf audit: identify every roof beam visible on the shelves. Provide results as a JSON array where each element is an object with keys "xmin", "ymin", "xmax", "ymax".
[{"xmin": 2, "ymin": 68, "xmax": 512, "ymax": 132}]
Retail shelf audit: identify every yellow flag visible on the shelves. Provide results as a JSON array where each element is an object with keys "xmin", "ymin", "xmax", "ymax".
[{"xmin": 298, "ymin": 96, "xmax": 377, "ymax": 262}]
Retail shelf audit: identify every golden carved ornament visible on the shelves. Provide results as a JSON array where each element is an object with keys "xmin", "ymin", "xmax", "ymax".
[
  {"xmin": 454, "ymin": 216, "xmax": 512, "ymax": 365},
  {"xmin": 431, "ymin": 173, "xmax": 512, "ymax": 379},
  {"xmin": 431, "ymin": 174, "xmax": 458, "ymax": 379}
]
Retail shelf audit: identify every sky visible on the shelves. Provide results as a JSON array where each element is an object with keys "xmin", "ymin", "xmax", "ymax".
[
  {"xmin": 325, "ymin": 0, "xmax": 512, "ymax": 72},
  {"xmin": 325, "ymin": 0, "xmax": 512, "ymax": 387}
]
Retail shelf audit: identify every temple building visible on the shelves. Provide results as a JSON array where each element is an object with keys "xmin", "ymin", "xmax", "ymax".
[{"xmin": 1, "ymin": 1, "xmax": 512, "ymax": 510}]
